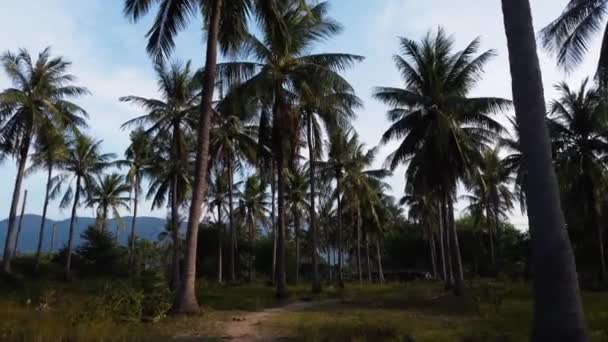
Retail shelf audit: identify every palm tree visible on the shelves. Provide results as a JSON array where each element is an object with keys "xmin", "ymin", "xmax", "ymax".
[
  {"xmin": 541, "ymin": 0, "xmax": 608, "ymax": 84},
  {"xmin": 52, "ymin": 133, "xmax": 114, "ymax": 279},
  {"xmin": 210, "ymin": 95, "xmax": 258, "ymax": 283},
  {"xmin": 286, "ymin": 165, "xmax": 309, "ymax": 283},
  {"xmin": 298, "ymin": 79, "xmax": 361, "ymax": 292},
  {"xmin": 117, "ymin": 128, "xmax": 153, "ymax": 271},
  {"xmin": 464, "ymin": 148, "xmax": 514, "ymax": 271},
  {"xmin": 123, "ymin": 0, "xmax": 251, "ymax": 313},
  {"xmin": 146, "ymin": 135, "xmax": 193, "ymax": 290},
  {"xmin": 501, "ymin": 0, "xmax": 588, "ymax": 339},
  {"xmin": 236, "ymin": 175, "xmax": 269, "ymax": 282},
  {"xmin": 0, "ymin": 48, "xmax": 88, "ymax": 272},
  {"xmin": 208, "ymin": 165, "xmax": 229, "ymax": 284},
  {"xmin": 26, "ymin": 125, "xmax": 67, "ymax": 270},
  {"xmin": 374, "ymin": 28, "xmax": 508, "ymax": 295},
  {"xmin": 86, "ymin": 173, "xmax": 131, "ymax": 235},
  {"xmin": 325, "ymin": 129, "xmax": 389, "ymax": 284},
  {"xmin": 121, "ymin": 61, "xmax": 198, "ymax": 289},
  {"xmin": 499, "ymin": 117, "xmax": 527, "ymax": 213},
  {"xmin": 401, "ymin": 191, "xmax": 441, "ymax": 279},
  {"xmin": 220, "ymin": 1, "xmax": 362, "ymax": 298},
  {"xmin": 548, "ymin": 79, "xmax": 608, "ymax": 282}
]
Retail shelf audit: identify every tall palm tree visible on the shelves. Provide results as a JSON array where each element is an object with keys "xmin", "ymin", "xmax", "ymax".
[
  {"xmin": 501, "ymin": 0, "xmax": 588, "ymax": 339},
  {"xmin": 329, "ymin": 129, "xmax": 390, "ymax": 284},
  {"xmin": 0, "ymin": 48, "xmax": 88, "ymax": 272},
  {"xmin": 26, "ymin": 125, "xmax": 67, "ymax": 270},
  {"xmin": 123, "ymin": 0, "xmax": 252, "ymax": 313},
  {"xmin": 117, "ymin": 128, "xmax": 153, "ymax": 270},
  {"xmin": 541, "ymin": 0, "xmax": 608, "ymax": 84},
  {"xmin": 52, "ymin": 134, "xmax": 114, "ymax": 279},
  {"xmin": 86, "ymin": 173, "xmax": 131, "ymax": 234},
  {"xmin": 401, "ymin": 191, "xmax": 441, "ymax": 279},
  {"xmin": 298, "ymin": 80, "xmax": 361, "ymax": 292},
  {"xmin": 464, "ymin": 148, "xmax": 514, "ymax": 270},
  {"xmin": 374, "ymin": 28, "xmax": 508, "ymax": 295},
  {"xmin": 210, "ymin": 95, "xmax": 258, "ymax": 283},
  {"xmin": 286, "ymin": 165, "xmax": 309, "ymax": 283},
  {"xmin": 121, "ymin": 61, "xmax": 198, "ymax": 288},
  {"xmin": 548, "ymin": 79, "xmax": 608, "ymax": 282},
  {"xmin": 222, "ymin": 2, "xmax": 363, "ymax": 296},
  {"xmin": 208, "ymin": 164, "xmax": 229, "ymax": 283},
  {"xmin": 236, "ymin": 175, "xmax": 269, "ymax": 282},
  {"xmin": 146, "ymin": 135, "xmax": 193, "ymax": 290}
]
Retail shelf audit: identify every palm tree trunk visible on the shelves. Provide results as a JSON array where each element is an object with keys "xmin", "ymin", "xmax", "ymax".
[
  {"xmin": 275, "ymin": 156, "xmax": 288, "ymax": 298},
  {"xmin": 2, "ymin": 135, "xmax": 31, "ymax": 273},
  {"xmin": 443, "ymin": 198, "xmax": 453, "ymax": 289},
  {"xmin": 447, "ymin": 196, "xmax": 465, "ymax": 295},
  {"xmin": 438, "ymin": 202, "xmax": 447, "ymax": 281},
  {"xmin": 175, "ymin": 0, "xmax": 223, "ymax": 314},
  {"xmin": 271, "ymin": 164, "xmax": 277, "ymax": 285},
  {"xmin": 249, "ymin": 220, "xmax": 255, "ymax": 283},
  {"xmin": 217, "ymin": 201, "xmax": 223, "ymax": 284},
  {"xmin": 336, "ymin": 171, "xmax": 344, "ymax": 288},
  {"xmin": 228, "ymin": 159, "xmax": 236, "ymax": 283},
  {"xmin": 66, "ymin": 176, "xmax": 81, "ymax": 280},
  {"xmin": 365, "ymin": 234, "xmax": 372, "ymax": 282},
  {"xmin": 430, "ymin": 230, "xmax": 438, "ymax": 279},
  {"xmin": 171, "ymin": 178, "xmax": 181, "ymax": 291},
  {"xmin": 308, "ymin": 113, "xmax": 321, "ymax": 292},
  {"xmin": 587, "ymin": 180, "xmax": 606, "ymax": 283},
  {"xmin": 13, "ymin": 190, "xmax": 28, "ymax": 258},
  {"xmin": 50, "ymin": 224, "xmax": 56, "ymax": 254},
  {"xmin": 501, "ymin": 1, "xmax": 587, "ymax": 338},
  {"xmin": 36, "ymin": 167, "xmax": 53, "ymax": 270},
  {"xmin": 356, "ymin": 213, "xmax": 362, "ymax": 284},
  {"xmin": 376, "ymin": 238, "xmax": 384, "ymax": 283},
  {"xmin": 129, "ymin": 176, "xmax": 140, "ymax": 272},
  {"xmin": 294, "ymin": 207, "xmax": 301, "ymax": 284},
  {"xmin": 486, "ymin": 207, "xmax": 496, "ymax": 271}
]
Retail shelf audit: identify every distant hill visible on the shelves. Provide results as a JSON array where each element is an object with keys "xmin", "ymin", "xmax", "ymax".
[{"xmin": 0, "ymin": 214, "xmax": 167, "ymax": 254}]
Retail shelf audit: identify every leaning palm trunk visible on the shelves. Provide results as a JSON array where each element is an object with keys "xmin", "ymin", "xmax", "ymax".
[
  {"xmin": 36, "ymin": 167, "xmax": 53, "ymax": 270},
  {"xmin": 3, "ymin": 135, "xmax": 31, "ymax": 273},
  {"xmin": 49, "ymin": 224, "xmax": 56, "ymax": 254},
  {"xmin": 65, "ymin": 176, "xmax": 81, "ymax": 280},
  {"xmin": 447, "ymin": 196, "xmax": 465, "ymax": 295},
  {"xmin": 13, "ymin": 190, "xmax": 28, "ymax": 257},
  {"xmin": 175, "ymin": 0, "xmax": 222, "ymax": 313},
  {"xmin": 501, "ymin": 1, "xmax": 587, "ymax": 339},
  {"xmin": 307, "ymin": 114, "xmax": 321, "ymax": 292},
  {"xmin": 376, "ymin": 238, "xmax": 385, "ymax": 283},
  {"xmin": 228, "ymin": 159, "xmax": 236, "ymax": 283}
]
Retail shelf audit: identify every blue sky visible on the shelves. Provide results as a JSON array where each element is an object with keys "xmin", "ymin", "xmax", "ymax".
[{"xmin": 0, "ymin": 0, "xmax": 601, "ymax": 229}]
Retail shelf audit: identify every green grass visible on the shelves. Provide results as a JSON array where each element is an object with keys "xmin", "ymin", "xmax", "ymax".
[{"xmin": 0, "ymin": 277, "xmax": 607, "ymax": 341}]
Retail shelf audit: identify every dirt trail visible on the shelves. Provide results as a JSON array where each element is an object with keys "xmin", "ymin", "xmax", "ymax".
[{"xmin": 219, "ymin": 299, "xmax": 339, "ymax": 341}]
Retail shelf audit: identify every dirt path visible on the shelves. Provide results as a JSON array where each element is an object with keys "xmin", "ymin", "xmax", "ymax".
[{"xmin": 218, "ymin": 300, "xmax": 339, "ymax": 341}]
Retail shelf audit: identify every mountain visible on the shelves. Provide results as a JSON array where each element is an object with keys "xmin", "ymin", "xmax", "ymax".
[{"xmin": 0, "ymin": 214, "xmax": 167, "ymax": 254}]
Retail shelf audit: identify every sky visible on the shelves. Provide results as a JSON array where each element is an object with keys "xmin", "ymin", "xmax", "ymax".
[{"xmin": 0, "ymin": 0, "xmax": 602, "ymax": 229}]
